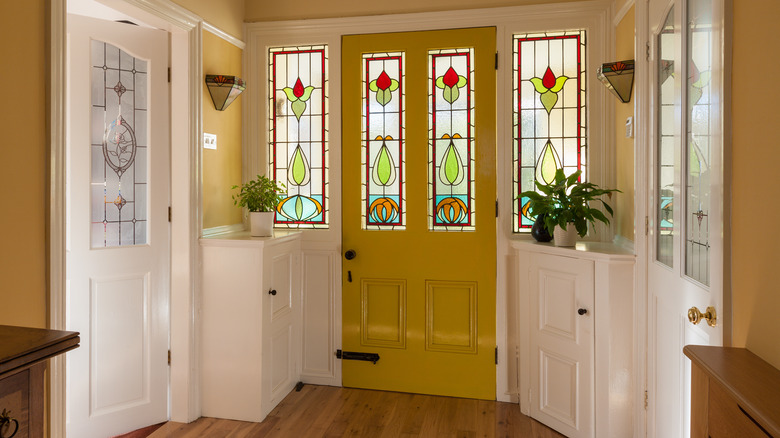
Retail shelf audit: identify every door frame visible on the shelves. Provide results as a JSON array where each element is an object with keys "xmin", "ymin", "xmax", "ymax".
[
  {"xmin": 245, "ymin": 1, "xmax": 613, "ymax": 404},
  {"xmin": 635, "ymin": 0, "xmax": 733, "ymax": 437},
  {"xmin": 50, "ymin": 0, "xmax": 206, "ymax": 433}
]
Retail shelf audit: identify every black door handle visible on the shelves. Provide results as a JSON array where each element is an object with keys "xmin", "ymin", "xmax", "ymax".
[
  {"xmin": 578, "ymin": 308, "xmax": 587, "ymax": 315},
  {"xmin": 269, "ymin": 289, "xmax": 277, "ymax": 296},
  {"xmin": 345, "ymin": 249, "xmax": 357, "ymax": 260}
]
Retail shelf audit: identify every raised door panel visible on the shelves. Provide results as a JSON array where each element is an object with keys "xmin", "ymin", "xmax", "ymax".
[{"xmin": 530, "ymin": 253, "xmax": 594, "ymax": 438}]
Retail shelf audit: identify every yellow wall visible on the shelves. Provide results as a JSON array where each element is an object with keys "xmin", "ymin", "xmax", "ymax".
[
  {"xmin": 614, "ymin": 6, "xmax": 635, "ymax": 241},
  {"xmin": 0, "ymin": 1, "xmax": 47, "ymax": 328},
  {"xmin": 172, "ymin": 0, "xmax": 245, "ymax": 39},
  {"xmin": 202, "ymin": 31, "xmax": 244, "ymax": 229},
  {"xmin": 245, "ymin": 0, "xmax": 579, "ymax": 22},
  {"xmin": 731, "ymin": 0, "xmax": 780, "ymax": 369}
]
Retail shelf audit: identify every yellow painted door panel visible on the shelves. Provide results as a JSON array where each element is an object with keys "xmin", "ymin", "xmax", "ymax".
[{"xmin": 342, "ymin": 28, "xmax": 496, "ymax": 400}]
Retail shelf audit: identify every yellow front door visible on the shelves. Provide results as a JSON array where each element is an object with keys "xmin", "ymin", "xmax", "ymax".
[{"xmin": 342, "ymin": 27, "xmax": 496, "ymax": 400}]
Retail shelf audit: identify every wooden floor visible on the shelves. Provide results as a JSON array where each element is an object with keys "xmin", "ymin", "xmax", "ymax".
[{"xmin": 148, "ymin": 385, "xmax": 564, "ymax": 437}]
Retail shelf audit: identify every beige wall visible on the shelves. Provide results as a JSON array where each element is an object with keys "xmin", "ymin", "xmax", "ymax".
[
  {"xmin": 245, "ymin": 0, "xmax": 578, "ymax": 22},
  {"xmin": 614, "ymin": 6, "xmax": 635, "ymax": 241},
  {"xmin": 172, "ymin": 0, "xmax": 245, "ymax": 39},
  {"xmin": 0, "ymin": 1, "xmax": 47, "ymax": 328},
  {"xmin": 731, "ymin": 0, "xmax": 780, "ymax": 369},
  {"xmin": 202, "ymin": 32, "xmax": 244, "ymax": 229}
]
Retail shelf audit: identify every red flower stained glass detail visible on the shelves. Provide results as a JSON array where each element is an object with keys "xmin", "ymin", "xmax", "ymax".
[
  {"xmin": 542, "ymin": 67, "xmax": 556, "ymax": 89},
  {"xmin": 442, "ymin": 67, "xmax": 459, "ymax": 88},
  {"xmin": 376, "ymin": 71, "xmax": 392, "ymax": 91},
  {"xmin": 293, "ymin": 78, "xmax": 305, "ymax": 98}
]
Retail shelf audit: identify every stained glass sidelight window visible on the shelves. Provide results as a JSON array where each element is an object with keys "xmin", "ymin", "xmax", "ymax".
[
  {"xmin": 269, "ymin": 45, "xmax": 328, "ymax": 228},
  {"xmin": 512, "ymin": 31, "xmax": 586, "ymax": 233},
  {"xmin": 91, "ymin": 40, "xmax": 148, "ymax": 248},
  {"xmin": 362, "ymin": 52, "xmax": 406, "ymax": 230},
  {"xmin": 686, "ymin": 0, "xmax": 712, "ymax": 285},
  {"xmin": 428, "ymin": 48, "xmax": 475, "ymax": 231},
  {"xmin": 657, "ymin": 9, "xmax": 675, "ymax": 267}
]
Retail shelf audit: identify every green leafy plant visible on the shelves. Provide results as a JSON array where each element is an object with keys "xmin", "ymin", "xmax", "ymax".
[
  {"xmin": 519, "ymin": 169, "xmax": 620, "ymax": 237},
  {"xmin": 231, "ymin": 175, "xmax": 286, "ymax": 212}
]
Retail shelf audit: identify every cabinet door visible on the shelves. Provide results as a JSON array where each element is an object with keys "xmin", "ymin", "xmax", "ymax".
[
  {"xmin": 262, "ymin": 241, "xmax": 300, "ymax": 417},
  {"xmin": 529, "ymin": 253, "xmax": 594, "ymax": 438}
]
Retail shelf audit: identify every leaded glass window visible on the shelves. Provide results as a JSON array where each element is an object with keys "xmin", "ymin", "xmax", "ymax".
[
  {"xmin": 428, "ymin": 48, "xmax": 475, "ymax": 231},
  {"xmin": 513, "ymin": 31, "xmax": 587, "ymax": 233},
  {"xmin": 362, "ymin": 52, "xmax": 405, "ymax": 230},
  {"xmin": 686, "ymin": 0, "xmax": 712, "ymax": 285},
  {"xmin": 91, "ymin": 40, "xmax": 148, "ymax": 248},
  {"xmin": 269, "ymin": 45, "xmax": 329, "ymax": 228},
  {"xmin": 657, "ymin": 9, "xmax": 675, "ymax": 267}
]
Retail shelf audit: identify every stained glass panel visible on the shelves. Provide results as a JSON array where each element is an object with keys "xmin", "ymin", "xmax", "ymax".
[
  {"xmin": 269, "ymin": 45, "xmax": 329, "ymax": 228},
  {"xmin": 686, "ymin": 0, "xmax": 712, "ymax": 285},
  {"xmin": 657, "ymin": 8, "xmax": 675, "ymax": 267},
  {"xmin": 91, "ymin": 40, "xmax": 148, "ymax": 248},
  {"xmin": 512, "ymin": 31, "xmax": 586, "ymax": 233},
  {"xmin": 428, "ymin": 48, "xmax": 475, "ymax": 231},
  {"xmin": 362, "ymin": 53, "xmax": 405, "ymax": 230}
]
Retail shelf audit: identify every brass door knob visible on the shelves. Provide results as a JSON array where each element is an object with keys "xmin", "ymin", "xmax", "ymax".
[{"xmin": 687, "ymin": 306, "xmax": 717, "ymax": 327}]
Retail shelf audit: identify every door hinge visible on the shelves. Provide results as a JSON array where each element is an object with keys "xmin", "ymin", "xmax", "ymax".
[
  {"xmin": 644, "ymin": 390, "xmax": 649, "ymax": 409},
  {"xmin": 528, "ymin": 388, "xmax": 532, "ymax": 405},
  {"xmin": 646, "ymin": 41, "xmax": 651, "ymax": 61},
  {"xmin": 645, "ymin": 216, "xmax": 649, "ymax": 236},
  {"xmin": 168, "ymin": 67, "xmax": 171, "ymax": 83},
  {"xmin": 168, "ymin": 206, "xmax": 172, "ymax": 222},
  {"xmin": 495, "ymin": 347, "xmax": 498, "ymax": 364},
  {"xmin": 495, "ymin": 52, "xmax": 499, "ymax": 70},
  {"xmin": 168, "ymin": 349, "xmax": 171, "ymax": 366},
  {"xmin": 495, "ymin": 200, "xmax": 499, "ymax": 218}
]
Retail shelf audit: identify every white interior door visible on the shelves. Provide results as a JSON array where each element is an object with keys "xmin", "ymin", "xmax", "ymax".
[
  {"xmin": 66, "ymin": 14, "xmax": 170, "ymax": 438},
  {"xmin": 647, "ymin": 0, "xmax": 725, "ymax": 437},
  {"xmin": 529, "ymin": 253, "xmax": 594, "ymax": 438}
]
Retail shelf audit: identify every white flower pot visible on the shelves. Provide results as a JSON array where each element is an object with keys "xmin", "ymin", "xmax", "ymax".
[
  {"xmin": 554, "ymin": 224, "xmax": 578, "ymax": 247},
  {"xmin": 249, "ymin": 211, "xmax": 275, "ymax": 237}
]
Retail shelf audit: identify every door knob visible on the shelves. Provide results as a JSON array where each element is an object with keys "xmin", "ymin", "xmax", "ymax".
[
  {"xmin": 577, "ymin": 308, "xmax": 588, "ymax": 315},
  {"xmin": 687, "ymin": 306, "xmax": 717, "ymax": 327},
  {"xmin": 268, "ymin": 289, "xmax": 277, "ymax": 296},
  {"xmin": 345, "ymin": 249, "xmax": 357, "ymax": 260}
]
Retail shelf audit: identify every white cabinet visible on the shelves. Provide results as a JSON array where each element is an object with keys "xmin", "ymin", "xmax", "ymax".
[
  {"xmin": 200, "ymin": 232, "xmax": 302, "ymax": 422},
  {"xmin": 513, "ymin": 241, "xmax": 635, "ymax": 438}
]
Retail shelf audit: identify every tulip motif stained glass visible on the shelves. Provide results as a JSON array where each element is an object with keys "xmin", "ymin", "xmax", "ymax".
[
  {"xmin": 362, "ymin": 53, "xmax": 405, "ymax": 229},
  {"xmin": 513, "ymin": 31, "xmax": 586, "ymax": 232},
  {"xmin": 269, "ymin": 45, "xmax": 328, "ymax": 227},
  {"xmin": 91, "ymin": 40, "xmax": 148, "ymax": 247},
  {"xmin": 429, "ymin": 48, "xmax": 475, "ymax": 231}
]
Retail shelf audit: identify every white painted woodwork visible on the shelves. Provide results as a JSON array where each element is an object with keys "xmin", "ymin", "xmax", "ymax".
[
  {"xmin": 66, "ymin": 14, "xmax": 170, "ymax": 438},
  {"xmin": 200, "ymin": 232, "xmax": 302, "ymax": 422},
  {"xmin": 514, "ymin": 241, "xmax": 635, "ymax": 438},
  {"xmin": 645, "ymin": 1, "xmax": 726, "ymax": 437},
  {"xmin": 300, "ymin": 248, "xmax": 340, "ymax": 384}
]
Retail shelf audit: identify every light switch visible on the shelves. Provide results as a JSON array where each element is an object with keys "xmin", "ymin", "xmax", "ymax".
[
  {"xmin": 625, "ymin": 116, "xmax": 634, "ymax": 138},
  {"xmin": 204, "ymin": 133, "xmax": 217, "ymax": 150}
]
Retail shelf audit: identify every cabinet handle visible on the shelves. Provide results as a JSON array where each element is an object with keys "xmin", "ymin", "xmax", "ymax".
[
  {"xmin": 0, "ymin": 408, "xmax": 19, "ymax": 438},
  {"xmin": 577, "ymin": 308, "xmax": 588, "ymax": 315},
  {"xmin": 268, "ymin": 289, "xmax": 277, "ymax": 296}
]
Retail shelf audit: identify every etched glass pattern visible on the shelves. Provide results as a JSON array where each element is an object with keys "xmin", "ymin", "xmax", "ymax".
[
  {"xmin": 513, "ymin": 31, "xmax": 587, "ymax": 232},
  {"xmin": 269, "ymin": 45, "xmax": 329, "ymax": 228},
  {"xmin": 91, "ymin": 40, "xmax": 148, "ymax": 248},
  {"xmin": 362, "ymin": 52, "xmax": 406, "ymax": 230},
  {"xmin": 657, "ymin": 8, "xmax": 675, "ymax": 267},
  {"xmin": 428, "ymin": 48, "xmax": 475, "ymax": 231}
]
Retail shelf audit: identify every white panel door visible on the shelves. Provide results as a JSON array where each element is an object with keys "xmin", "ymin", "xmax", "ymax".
[
  {"xmin": 647, "ymin": 0, "xmax": 725, "ymax": 437},
  {"xmin": 67, "ymin": 14, "xmax": 170, "ymax": 438},
  {"xmin": 529, "ymin": 253, "xmax": 594, "ymax": 438}
]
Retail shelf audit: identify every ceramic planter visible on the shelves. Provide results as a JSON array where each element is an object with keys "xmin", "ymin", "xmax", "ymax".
[
  {"xmin": 553, "ymin": 224, "xmax": 578, "ymax": 247},
  {"xmin": 249, "ymin": 211, "xmax": 275, "ymax": 237}
]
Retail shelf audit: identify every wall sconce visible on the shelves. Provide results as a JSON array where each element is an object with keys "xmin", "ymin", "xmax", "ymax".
[
  {"xmin": 597, "ymin": 60, "xmax": 634, "ymax": 103},
  {"xmin": 205, "ymin": 75, "xmax": 246, "ymax": 111}
]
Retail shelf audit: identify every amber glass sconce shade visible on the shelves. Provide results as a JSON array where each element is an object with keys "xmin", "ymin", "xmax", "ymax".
[
  {"xmin": 205, "ymin": 75, "xmax": 246, "ymax": 110},
  {"xmin": 597, "ymin": 60, "xmax": 634, "ymax": 103}
]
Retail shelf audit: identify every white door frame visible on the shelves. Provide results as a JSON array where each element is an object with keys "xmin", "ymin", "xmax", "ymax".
[{"xmin": 50, "ymin": 0, "xmax": 204, "ymax": 433}]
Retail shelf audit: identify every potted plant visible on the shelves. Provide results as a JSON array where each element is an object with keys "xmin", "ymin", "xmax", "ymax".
[
  {"xmin": 520, "ymin": 169, "xmax": 619, "ymax": 247},
  {"xmin": 232, "ymin": 175, "xmax": 286, "ymax": 237}
]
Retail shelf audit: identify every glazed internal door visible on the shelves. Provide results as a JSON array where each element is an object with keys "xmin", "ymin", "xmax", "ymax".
[
  {"xmin": 646, "ymin": 0, "xmax": 726, "ymax": 436},
  {"xmin": 66, "ymin": 14, "xmax": 170, "ymax": 438},
  {"xmin": 342, "ymin": 28, "xmax": 497, "ymax": 400}
]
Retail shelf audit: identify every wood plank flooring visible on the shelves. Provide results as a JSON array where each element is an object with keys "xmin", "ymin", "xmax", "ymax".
[{"xmin": 148, "ymin": 385, "xmax": 564, "ymax": 437}]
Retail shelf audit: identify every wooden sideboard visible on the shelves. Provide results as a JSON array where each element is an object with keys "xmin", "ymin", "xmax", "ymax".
[
  {"xmin": 0, "ymin": 326, "xmax": 79, "ymax": 438},
  {"xmin": 685, "ymin": 345, "xmax": 780, "ymax": 438}
]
